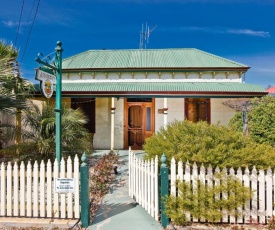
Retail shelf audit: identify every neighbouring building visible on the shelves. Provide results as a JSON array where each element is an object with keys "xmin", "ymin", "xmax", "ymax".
[
  {"xmin": 37, "ymin": 48, "xmax": 267, "ymax": 150},
  {"xmin": 266, "ymin": 86, "xmax": 275, "ymax": 96}
]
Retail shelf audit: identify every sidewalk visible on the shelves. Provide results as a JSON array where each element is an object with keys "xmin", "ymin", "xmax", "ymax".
[
  {"xmin": 0, "ymin": 217, "xmax": 80, "ymax": 229},
  {"xmin": 89, "ymin": 150, "xmax": 162, "ymax": 230}
]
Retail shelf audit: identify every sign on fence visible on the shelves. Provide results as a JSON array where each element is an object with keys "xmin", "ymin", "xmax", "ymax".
[{"xmin": 55, "ymin": 178, "xmax": 75, "ymax": 193}]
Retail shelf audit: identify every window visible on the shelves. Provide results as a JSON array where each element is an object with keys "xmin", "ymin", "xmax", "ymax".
[
  {"xmin": 71, "ymin": 98, "xmax": 95, "ymax": 133},
  {"xmin": 185, "ymin": 98, "xmax": 210, "ymax": 123}
]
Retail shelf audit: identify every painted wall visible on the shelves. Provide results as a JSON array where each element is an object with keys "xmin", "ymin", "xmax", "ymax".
[
  {"xmin": 0, "ymin": 99, "xmax": 46, "ymax": 148},
  {"xmin": 166, "ymin": 98, "xmax": 185, "ymax": 123},
  {"xmin": 114, "ymin": 98, "xmax": 124, "ymax": 149},
  {"xmin": 211, "ymin": 98, "xmax": 237, "ymax": 125},
  {"xmin": 93, "ymin": 98, "xmax": 124, "ymax": 149},
  {"xmin": 93, "ymin": 98, "xmax": 111, "ymax": 149},
  {"xmin": 155, "ymin": 98, "xmax": 164, "ymax": 132},
  {"xmin": 92, "ymin": 97, "xmax": 237, "ymax": 150},
  {"xmin": 0, "ymin": 111, "xmax": 16, "ymax": 148}
]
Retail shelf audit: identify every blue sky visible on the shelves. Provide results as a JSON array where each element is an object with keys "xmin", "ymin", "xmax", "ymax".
[{"xmin": 1, "ymin": 0, "xmax": 275, "ymax": 88}]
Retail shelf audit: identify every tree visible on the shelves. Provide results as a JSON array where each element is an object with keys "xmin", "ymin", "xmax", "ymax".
[
  {"xmin": 0, "ymin": 40, "xmax": 34, "ymax": 148},
  {"xmin": 12, "ymin": 101, "xmax": 93, "ymax": 160},
  {"xmin": 0, "ymin": 41, "xmax": 33, "ymax": 111},
  {"xmin": 228, "ymin": 96, "xmax": 275, "ymax": 146},
  {"xmin": 1, "ymin": 101, "xmax": 92, "ymax": 161}
]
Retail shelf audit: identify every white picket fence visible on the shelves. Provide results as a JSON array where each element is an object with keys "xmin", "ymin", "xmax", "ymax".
[
  {"xmin": 129, "ymin": 150, "xmax": 159, "ymax": 221},
  {"xmin": 0, "ymin": 155, "xmax": 80, "ymax": 219},
  {"xmin": 129, "ymin": 150, "xmax": 275, "ymax": 225}
]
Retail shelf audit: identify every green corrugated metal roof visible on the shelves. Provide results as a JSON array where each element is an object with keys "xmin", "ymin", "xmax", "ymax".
[
  {"xmin": 61, "ymin": 82, "xmax": 264, "ymax": 93},
  {"xmin": 34, "ymin": 82, "xmax": 266, "ymax": 97},
  {"xmin": 62, "ymin": 49, "xmax": 248, "ymax": 70}
]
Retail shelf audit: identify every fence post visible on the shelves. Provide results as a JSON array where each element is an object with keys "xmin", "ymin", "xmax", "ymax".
[
  {"xmin": 80, "ymin": 152, "xmax": 90, "ymax": 227},
  {"xmin": 160, "ymin": 153, "xmax": 169, "ymax": 228}
]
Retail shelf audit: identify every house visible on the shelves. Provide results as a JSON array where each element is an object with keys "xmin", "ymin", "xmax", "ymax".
[
  {"xmin": 266, "ymin": 86, "xmax": 275, "ymax": 96},
  {"xmin": 44, "ymin": 48, "xmax": 267, "ymax": 150}
]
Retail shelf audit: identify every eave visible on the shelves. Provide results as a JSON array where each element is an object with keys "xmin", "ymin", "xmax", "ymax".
[{"xmin": 62, "ymin": 66, "xmax": 250, "ymax": 74}]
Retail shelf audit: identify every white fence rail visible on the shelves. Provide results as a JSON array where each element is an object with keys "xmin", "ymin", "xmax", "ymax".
[
  {"xmin": 170, "ymin": 159, "xmax": 275, "ymax": 224},
  {"xmin": 0, "ymin": 155, "xmax": 80, "ymax": 219},
  {"xmin": 129, "ymin": 150, "xmax": 275, "ymax": 225},
  {"xmin": 129, "ymin": 149, "xmax": 159, "ymax": 221}
]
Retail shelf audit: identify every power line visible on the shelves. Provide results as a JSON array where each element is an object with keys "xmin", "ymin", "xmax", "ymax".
[
  {"xmin": 15, "ymin": 0, "xmax": 25, "ymax": 47},
  {"xmin": 18, "ymin": 0, "xmax": 37, "ymax": 49},
  {"xmin": 20, "ymin": 0, "xmax": 40, "ymax": 63}
]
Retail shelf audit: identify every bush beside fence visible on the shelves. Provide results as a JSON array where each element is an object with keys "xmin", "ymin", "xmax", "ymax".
[{"xmin": 129, "ymin": 149, "xmax": 275, "ymax": 226}]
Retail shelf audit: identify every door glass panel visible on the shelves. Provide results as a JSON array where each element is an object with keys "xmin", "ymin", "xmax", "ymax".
[
  {"xmin": 128, "ymin": 106, "xmax": 142, "ymax": 128},
  {"xmin": 146, "ymin": 107, "xmax": 151, "ymax": 131}
]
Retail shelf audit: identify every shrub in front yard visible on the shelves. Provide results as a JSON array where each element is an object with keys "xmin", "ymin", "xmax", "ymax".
[
  {"xmin": 228, "ymin": 96, "xmax": 275, "ymax": 147},
  {"xmin": 143, "ymin": 120, "xmax": 275, "ymax": 169},
  {"xmin": 90, "ymin": 150, "xmax": 119, "ymax": 197},
  {"xmin": 164, "ymin": 173, "xmax": 252, "ymax": 225}
]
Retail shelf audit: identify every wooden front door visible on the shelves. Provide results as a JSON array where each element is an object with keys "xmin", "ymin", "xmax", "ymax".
[{"xmin": 124, "ymin": 99, "xmax": 155, "ymax": 150}]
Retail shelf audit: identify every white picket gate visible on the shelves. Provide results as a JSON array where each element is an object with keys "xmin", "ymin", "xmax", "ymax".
[
  {"xmin": 129, "ymin": 149, "xmax": 159, "ymax": 221},
  {"xmin": 0, "ymin": 155, "xmax": 80, "ymax": 219},
  {"xmin": 129, "ymin": 150, "xmax": 275, "ymax": 225}
]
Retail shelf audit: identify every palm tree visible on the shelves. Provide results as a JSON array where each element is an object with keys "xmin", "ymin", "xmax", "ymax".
[
  {"xmin": 0, "ymin": 40, "xmax": 34, "ymax": 148},
  {"xmin": 16, "ymin": 101, "xmax": 92, "ymax": 161},
  {"xmin": 0, "ymin": 41, "xmax": 32, "ymax": 110}
]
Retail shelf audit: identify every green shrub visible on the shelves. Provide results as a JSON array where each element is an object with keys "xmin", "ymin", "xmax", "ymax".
[
  {"xmin": 164, "ymin": 173, "xmax": 252, "ymax": 225},
  {"xmin": 228, "ymin": 96, "xmax": 275, "ymax": 146},
  {"xmin": 143, "ymin": 120, "xmax": 275, "ymax": 169}
]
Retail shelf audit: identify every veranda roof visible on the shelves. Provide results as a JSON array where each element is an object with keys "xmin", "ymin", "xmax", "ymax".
[{"xmin": 51, "ymin": 82, "xmax": 266, "ymax": 98}]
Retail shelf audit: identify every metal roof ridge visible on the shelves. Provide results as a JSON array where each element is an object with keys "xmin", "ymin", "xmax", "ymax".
[
  {"xmin": 62, "ymin": 48, "xmax": 198, "ymax": 61},
  {"xmin": 85, "ymin": 48, "xmax": 195, "ymax": 51},
  {"xmin": 63, "ymin": 50, "xmax": 92, "ymax": 61}
]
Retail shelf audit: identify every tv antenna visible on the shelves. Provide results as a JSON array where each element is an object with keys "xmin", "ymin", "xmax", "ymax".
[{"xmin": 139, "ymin": 23, "xmax": 157, "ymax": 49}]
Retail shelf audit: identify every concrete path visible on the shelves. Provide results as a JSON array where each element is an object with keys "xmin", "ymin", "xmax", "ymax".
[{"xmin": 89, "ymin": 150, "xmax": 163, "ymax": 230}]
